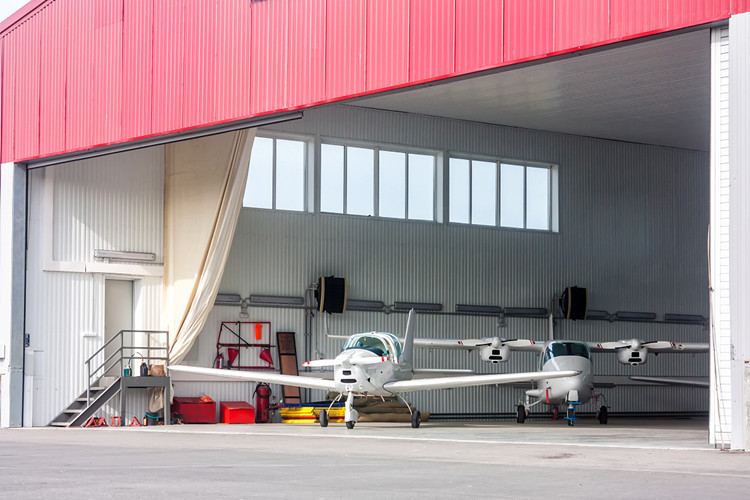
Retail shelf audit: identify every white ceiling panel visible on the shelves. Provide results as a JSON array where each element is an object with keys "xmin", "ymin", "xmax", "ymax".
[{"xmin": 351, "ymin": 30, "xmax": 710, "ymax": 151}]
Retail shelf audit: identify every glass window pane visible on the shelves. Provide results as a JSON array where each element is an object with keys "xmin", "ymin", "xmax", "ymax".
[
  {"xmin": 321, "ymin": 144, "xmax": 344, "ymax": 213},
  {"xmin": 449, "ymin": 158, "xmax": 470, "ymax": 223},
  {"xmin": 526, "ymin": 166, "xmax": 550, "ymax": 230},
  {"xmin": 408, "ymin": 153, "xmax": 434, "ymax": 221},
  {"xmin": 379, "ymin": 150, "xmax": 406, "ymax": 219},
  {"xmin": 500, "ymin": 163, "xmax": 524, "ymax": 228},
  {"xmin": 346, "ymin": 147, "xmax": 374, "ymax": 216},
  {"xmin": 471, "ymin": 160, "xmax": 497, "ymax": 226},
  {"xmin": 275, "ymin": 139, "xmax": 305, "ymax": 211},
  {"xmin": 244, "ymin": 136, "xmax": 273, "ymax": 208}
]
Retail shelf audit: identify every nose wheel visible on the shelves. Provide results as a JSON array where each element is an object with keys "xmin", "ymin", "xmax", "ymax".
[
  {"xmin": 516, "ymin": 404, "xmax": 526, "ymax": 423},
  {"xmin": 597, "ymin": 405, "xmax": 608, "ymax": 424}
]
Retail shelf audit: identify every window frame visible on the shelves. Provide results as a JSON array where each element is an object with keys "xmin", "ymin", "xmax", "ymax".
[
  {"xmin": 448, "ymin": 153, "xmax": 559, "ymax": 232},
  {"xmin": 319, "ymin": 138, "xmax": 442, "ymax": 223},
  {"xmin": 242, "ymin": 131, "xmax": 314, "ymax": 213}
]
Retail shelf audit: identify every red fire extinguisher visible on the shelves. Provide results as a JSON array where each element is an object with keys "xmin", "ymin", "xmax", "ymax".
[
  {"xmin": 215, "ymin": 353, "xmax": 225, "ymax": 369},
  {"xmin": 253, "ymin": 382, "xmax": 272, "ymax": 423}
]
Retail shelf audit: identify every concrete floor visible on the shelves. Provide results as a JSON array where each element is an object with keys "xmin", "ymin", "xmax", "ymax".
[{"xmin": 1, "ymin": 417, "xmax": 748, "ymax": 499}]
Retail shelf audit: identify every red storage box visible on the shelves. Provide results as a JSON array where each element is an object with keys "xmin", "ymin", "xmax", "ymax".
[
  {"xmin": 220, "ymin": 401, "xmax": 255, "ymax": 424},
  {"xmin": 171, "ymin": 397, "xmax": 216, "ymax": 423}
]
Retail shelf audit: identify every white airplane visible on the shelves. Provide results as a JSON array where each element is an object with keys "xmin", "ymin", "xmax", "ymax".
[
  {"xmin": 169, "ymin": 310, "xmax": 578, "ymax": 429},
  {"xmin": 412, "ymin": 336, "xmax": 709, "ymax": 425}
]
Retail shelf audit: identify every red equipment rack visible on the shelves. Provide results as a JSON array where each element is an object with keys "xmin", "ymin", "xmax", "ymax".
[{"xmin": 215, "ymin": 321, "xmax": 274, "ymax": 370}]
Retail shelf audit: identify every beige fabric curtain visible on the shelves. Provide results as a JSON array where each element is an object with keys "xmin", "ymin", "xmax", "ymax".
[{"xmin": 163, "ymin": 129, "xmax": 256, "ymax": 366}]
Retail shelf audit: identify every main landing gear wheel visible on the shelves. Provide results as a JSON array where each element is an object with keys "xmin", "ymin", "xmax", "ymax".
[
  {"xmin": 598, "ymin": 406, "xmax": 608, "ymax": 425},
  {"xmin": 411, "ymin": 410, "xmax": 421, "ymax": 428},
  {"xmin": 319, "ymin": 409, "xmax": 329, "ymax": 428},
  {"xmin": 346, "ymin": 420, "xmax": 355, "ymax": 429},
  {"xmin": 516, "ymin": 405, "xmax": 526, "ymax": 424}
]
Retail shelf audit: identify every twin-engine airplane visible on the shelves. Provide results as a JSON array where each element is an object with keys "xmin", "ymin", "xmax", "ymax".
[
  {"xmin": 414, "ymin": 336, "xmax": 709, "ymax": 425},
  {"xmin": 169, "ymin": 310, "xmax": 578, "ymax": 429}
]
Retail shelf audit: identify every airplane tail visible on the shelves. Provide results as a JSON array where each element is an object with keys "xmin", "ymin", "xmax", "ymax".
[{"xmin": 401, "ymin": 309, "xmax": 416, "ymax": 365}]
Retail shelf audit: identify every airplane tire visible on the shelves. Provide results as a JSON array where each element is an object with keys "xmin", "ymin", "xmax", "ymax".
[
  {"xmin": 516, "ymin": 405, "xmax": 525, "ymax": 424},
  {"xmin": 598, "ymin": 406, "xmax": 608, "ymax": 425},
  {"xmin": 346, "ymin": 420, "xmax": 355, "ymax": 429},
  {"xmin": 411, "ymin": 411, "xmax": 421, "ymax": 428},
  {"xmin": 319, "ymin": 410, "xmax": 328, "ymax": 428}
]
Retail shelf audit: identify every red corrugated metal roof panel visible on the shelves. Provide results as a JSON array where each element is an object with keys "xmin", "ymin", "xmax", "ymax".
[
  {"xmin": 554, "ymin": 0, "xmax": 609, "ymax": 51},
  {"xmin": 152, "ymin": 0, "xmax": 186, "ymax": 135},
  {"xmin": 455, "ymin": 0, "xmax": 503, "ymax": 74},
  {"xmin": 1, "ymin": 31, "xmax": 15, "ymax": 163},
  {"xmin": 91, "ymin": 0, "xmax": 123, "ymax": 147},
  {"xmin": 610, "ymin": 0, "xmax": 729, "ymax": 40},
  {"xmin": 215, "ymin": 0, "xmax": 252, "ymax": 121},
  {"xmin": 733, "ymin": 0, "xmax": 750, "ymax": 14},
  {"xmin": 367, "ymin": 0, "xmax": 409, "ymax": 91},
  {"xmin": 183, "ymin": 2, "xmax": 217, "ymax": 127},
  {"xmin": 123, "ymin": 0, "xmax": 154, "ymax": 141},
  {"xmin": 65, "ymin": 0, "xmax": 96, "ymax": 152},
  {"xmin": 15, "ymin": 12, "xmax": 40, "ymax": 160},
  {"xmin": 326, "ymin": 0, "xmax": 367, "ymax": 100},
  {"xmin": 503, "ymin": 0, "xmax": 554, "ymax": 62},
  {"xmin": 288, "ymin": 0, "xmax": 327, "ymax": 107},
  {"xmin": 251, "ymin": 0, "xmax": 290, "ymax": 115},
  {"xmin": 409, "ymin": 0, "xmax": 455, "ymax": 82},
  {"xmin": 39, "ymin": 0, "xmax": 67, "ymax": 155}
]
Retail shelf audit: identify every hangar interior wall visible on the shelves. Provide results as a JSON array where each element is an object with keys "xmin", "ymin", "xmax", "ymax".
[{"xmin": 182, "ymin": 105, "xmax": 711, "ymax": 417}]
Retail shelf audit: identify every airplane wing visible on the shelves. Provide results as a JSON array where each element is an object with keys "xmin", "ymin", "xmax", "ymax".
[
  {"xmin": 412, "ymin": 337, "xmax": 544, "ymax": 352},
  {"xmin": 169, "ymin": 365, "xmax": 338, "ymax": 392},
  {"xmin": 630, "ymin": 375, "xmax": 709, "ymax": 388},
  {"xmin": 382, "ymin": 370, "xmax": 578, "ymax": 393},
  {"xmin": 589, "ymin": 340, "xmax": 709, "ymax": 353}
]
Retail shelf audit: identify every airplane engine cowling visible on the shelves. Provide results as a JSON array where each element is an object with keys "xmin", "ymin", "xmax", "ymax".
[
  {"xmin": 480, "ymin": 345, "xmax": 511, "ymax": 364},
  {"xmin": 617, "ymin": 347, "xmax": 649, "ymax": 366}
]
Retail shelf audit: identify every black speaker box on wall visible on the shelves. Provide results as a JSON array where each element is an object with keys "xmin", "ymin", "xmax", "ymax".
[
  {"xmin": 316, "ymin": 276, "xmax": 347, "ymax": 314},
  {"xmin": 560, "ymin": 286, "xmax": 587, "ymax": 320}
]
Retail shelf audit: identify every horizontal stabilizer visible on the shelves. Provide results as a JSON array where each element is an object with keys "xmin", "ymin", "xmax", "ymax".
[{"xmin": 630, "ymin": 375, "xmax": 709, "ymax": 388}]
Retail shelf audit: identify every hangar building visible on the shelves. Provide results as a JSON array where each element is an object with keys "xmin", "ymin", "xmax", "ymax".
[{"xmin": 0, "ymin": 0, "xmax": 748, "ymax": 450}]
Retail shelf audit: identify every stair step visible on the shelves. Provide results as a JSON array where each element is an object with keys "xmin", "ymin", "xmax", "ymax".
[
  {"xmin": 63, "ymin": 409, "xmax": 83, "ymax": 414},
  {"xmin": 50, "ymin": 422, "xmax": 70, "ymax": 427}
]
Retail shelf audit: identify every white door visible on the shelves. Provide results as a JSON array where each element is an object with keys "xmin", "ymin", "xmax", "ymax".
[{"xmin": 105, "ymin": 280, "xmax": 133, "ymax": 376}]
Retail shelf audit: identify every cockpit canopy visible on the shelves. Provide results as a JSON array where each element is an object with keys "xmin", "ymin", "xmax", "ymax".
[
  {"xmin": 343, "ymin": 332, "xmax": 403, "ymax": 361},
  {"xmin": 542, "ymin": 341, "xmax": 591, "ymax": 365}
]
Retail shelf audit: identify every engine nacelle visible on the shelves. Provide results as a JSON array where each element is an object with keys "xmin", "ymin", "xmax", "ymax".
[
  {"xmin": 617, "ymin": 347, "xmax": 649, "ymax": 366},
  {"xmin": 480, "ymin": 345, "xmax": 511, "ymax": 364}
]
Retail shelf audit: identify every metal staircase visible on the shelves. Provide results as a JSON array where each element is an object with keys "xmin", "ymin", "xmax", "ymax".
[{"xmin": 49, "ymin": 330, "xmax": 169, "ymax": 428}]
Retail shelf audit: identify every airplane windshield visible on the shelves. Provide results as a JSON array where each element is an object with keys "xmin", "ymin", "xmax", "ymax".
[
  {"xmin": 343, "ymin": 334, "xmax": 391, "ymax": 357},
  {"xmin": 543, "ymin": 342, "xmax": 591, "ymax": 364}
]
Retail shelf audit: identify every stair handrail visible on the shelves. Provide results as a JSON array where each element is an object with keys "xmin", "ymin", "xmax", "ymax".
[{"xmin": 85, "ymin": 329, "xmax": 169, "ymax": 405}]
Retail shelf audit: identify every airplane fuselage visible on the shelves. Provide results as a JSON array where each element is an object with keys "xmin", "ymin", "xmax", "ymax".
[
  {"xmin": 526, "ymin": 341, "xmax": 594, "ymax": 405},
  {"xmin": 332, "ymin": 348, "xmax": 412, "ymax": 396}
]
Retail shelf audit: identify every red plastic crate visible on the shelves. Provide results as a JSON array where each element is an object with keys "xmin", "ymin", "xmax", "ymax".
[
  {"xmin": 220, "ymin": 401, "xmax": 255, "ymax": 424},
  {"xmin": 171, "ymin": 397, "xmax": 216, "ymax": 424}
]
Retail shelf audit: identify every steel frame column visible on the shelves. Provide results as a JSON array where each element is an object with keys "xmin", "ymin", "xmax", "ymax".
[{"xmin": 0, "ymin": 162, "xmax": 27, "ymax": 428}]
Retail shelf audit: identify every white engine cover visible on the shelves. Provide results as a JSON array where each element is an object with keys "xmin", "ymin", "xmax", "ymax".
[
  {"xmin": 480, "ymin": 345, "xmax": 511, "ymax": 364},
  {"xmin": 617, "ymin": 347, "xmax": 649, "ymax": 366}
]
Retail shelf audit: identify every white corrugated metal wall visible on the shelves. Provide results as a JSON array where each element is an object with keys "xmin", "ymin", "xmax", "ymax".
[
  {"xmin": 25, "ymin": 146, "xmax": 164, "ymax": 426},
  {"xmin": 728, "ymin": 13, "xmax": 750, "ymax": 451},
  {"xmin": 710, "ymin": 25, "xmax": 732, "ymax": 448},
  {"xmin": 185, "ymin": 105, "xmax": 710, "ymax": 417}
]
